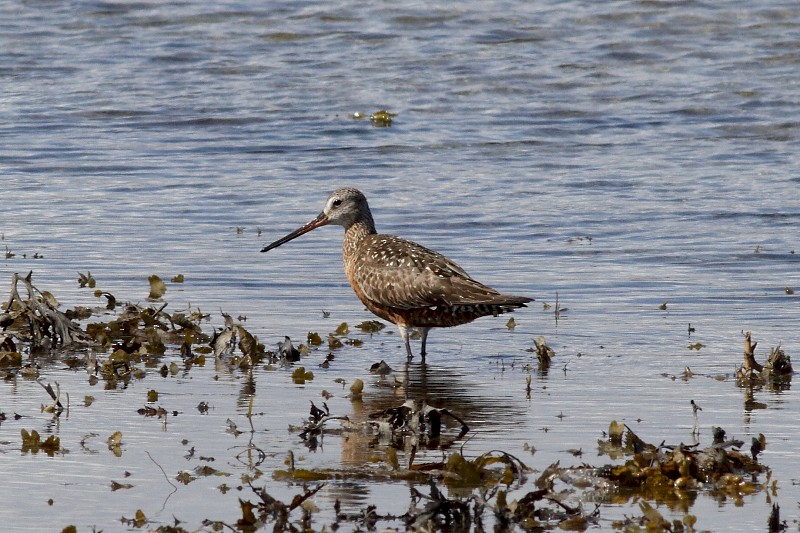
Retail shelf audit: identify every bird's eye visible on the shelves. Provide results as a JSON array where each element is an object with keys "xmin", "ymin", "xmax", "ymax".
[{"xmin": 332, "ymin": 198, "xmax": 342, "ymax": 207}]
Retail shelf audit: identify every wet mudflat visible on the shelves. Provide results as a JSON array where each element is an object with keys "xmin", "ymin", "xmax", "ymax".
[{"xmin": 3, "ymin": 0, "xmax": 800, "ymax": 531}]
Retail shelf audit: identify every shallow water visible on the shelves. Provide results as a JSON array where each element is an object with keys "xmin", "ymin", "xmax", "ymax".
[{"xmin": 2, "ymin": 0, "xmax": 799, "ymax": 530}]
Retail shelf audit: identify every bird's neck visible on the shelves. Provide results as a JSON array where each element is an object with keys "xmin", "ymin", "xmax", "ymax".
[{"xmin": 343, "ymin": 217, "xmax": 376, "ymax": 260}]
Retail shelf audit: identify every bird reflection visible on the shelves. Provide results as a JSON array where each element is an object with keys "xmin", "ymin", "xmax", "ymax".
[{"xmin": 333, "ymin": 361, "xmax": 526, "ymax": 468}]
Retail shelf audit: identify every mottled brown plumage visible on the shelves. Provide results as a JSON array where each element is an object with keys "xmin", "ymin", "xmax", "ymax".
[{"xmin": 261, "ymin": 187, "xmax": 532, "ymax": 361}]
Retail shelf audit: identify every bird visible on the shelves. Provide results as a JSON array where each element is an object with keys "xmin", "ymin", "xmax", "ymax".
[{"xmin": 261, "ymin": 187, "xmax": 532, "ymax": 361}]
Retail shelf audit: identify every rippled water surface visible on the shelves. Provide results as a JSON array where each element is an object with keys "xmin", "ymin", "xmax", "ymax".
[{"xmin": 2, "ymin": 0, "xmax": 799, "ymax": 531}]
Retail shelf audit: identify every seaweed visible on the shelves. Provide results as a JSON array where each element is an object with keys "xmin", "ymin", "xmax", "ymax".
[
  {"xmin": 3, "ymin": 271, "xmax": 92, "ymax": 349},
  {"xmin": 0, "ymin": 272, "xmax": 787, "ymax": 531}
]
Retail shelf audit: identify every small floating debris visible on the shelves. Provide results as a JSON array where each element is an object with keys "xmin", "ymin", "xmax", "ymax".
[
  {"xmin": 751, "ymin": 433, "xmax": 766, "ymax": 461},
  {"xmin": 291, "ymin": 366, "xmax": 314, "ymax": 384},
  {"xmin": 348, "ymin": 378, "xmax": 363, "ymax": 401},
  {"xmin": 210, "ymin": 313, "xmax": 266, "ymax": 368},
  {"xmin": 107, "ymin": 431, "xmax": 123, "ymax": 457},
  {"xmin": 319, "ymin": 352, "xmax": 334, "ymax": 368},
  {"xmin": 527, "ymin": 335, "xmax": 555, "ymax": 368},
  {"xmin": 536, "ymin": 293, "xmax": 566, "ymax": 325},
  {"xmin": 77, "ymin": 271, "xmax": 96, "ymax": 288},
  {"xmin": 351, "ymin": 109, "xmax": 396, "ymax": 126},
  {"xmin": 369, "ymin": 359, "xmax": 394, "ymax": 377},
  {"xmin": 211, "ymin": 322, "xmax": 236, "ymax": 359},
  {"xmin": 137, "ymin": 405, "xmax": 168, "ymax": 418},
  {"xmin": 110, "ymin": 480, "xmax": 133, "ymax": 491},
  {"xmin": 120, "ymin": 509, "xmax": 147, "ymax": 528},
  {"xmin": 608, "ymin": 420, "xmax": 625, "ymax": 445},
  {"xmin": 307, "ymin": 331, "xmax": 323, "ymax": 346},
  {"xmin": 356, "ymin": 320, "xmax": 385, "ymax": 333},
  {"xmin": 96, "ymin": 291, "xmax": 117, "ymax": 310},
  {"xmin": 21, "ymin": 428, "xmax": 61, "ymax": 456},
  {"xmin": 38, "ymin": 379, "xmax": 64, "ymax": 415},
  {"xmin": 327, "ymin": 334, "xmax": 343, "ymax": 350},
  {"xmin": 370, "ymin": 109, "xmax": 395, "ymax": 126},
  {"xmin": 297, "ymin": 400, "xmax": 348, "ymax": 444},
  {"xmin": 278, "ymin": 336, "xmax": 300, "ymax": 362},
  {"xmin": 147, "ymin": 274, "xmax": 166, "ymax": 300}
]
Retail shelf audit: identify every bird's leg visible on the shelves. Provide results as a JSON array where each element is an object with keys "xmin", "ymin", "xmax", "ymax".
[
  {"xmin": 401, "ymin": 360, "xmax": 410, "ymax": 400},
  {"xmin": 398, "ymin": 325, "xmax": 414, "ymax": 361},
  {"xmin": 419, "ymin": 327, "xmax": 431, "ymax": 363}
]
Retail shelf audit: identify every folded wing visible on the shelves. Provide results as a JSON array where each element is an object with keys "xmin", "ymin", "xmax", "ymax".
[{"xmin": 352, "ymin": 235, "xmax": 531, "ymax": 311}]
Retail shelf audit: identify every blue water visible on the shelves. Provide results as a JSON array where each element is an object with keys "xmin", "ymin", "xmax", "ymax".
[{"xmin": 2, "ymin": 1, "xmax": 799, "ymax": 530}]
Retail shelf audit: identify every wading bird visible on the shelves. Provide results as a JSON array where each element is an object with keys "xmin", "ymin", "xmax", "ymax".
[{"xmin": 261, "ymin": 187, "xmax": 532, "ymax": 361}]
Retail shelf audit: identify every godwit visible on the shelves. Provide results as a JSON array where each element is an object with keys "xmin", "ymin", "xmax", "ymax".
[{"xmin": 261, "ymin": 187, "xmax": 532, "ymax": 361}]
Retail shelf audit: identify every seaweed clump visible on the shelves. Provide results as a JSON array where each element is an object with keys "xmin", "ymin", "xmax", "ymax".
[
  {"xmin": 598, "ymin": 422, "xmax": 769, "ymax": 510},
  {"xmin": 1, "ymin": 271, "xmax": 92, "ymax": 352},
  {"xmin": 737, "ymin": 331, "xmax": 792, "ymax": 385}
]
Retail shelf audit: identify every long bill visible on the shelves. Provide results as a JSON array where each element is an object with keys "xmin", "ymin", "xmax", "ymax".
[{"xmin": 260, "ymin": 212, "xmax": 329, "ymax": 252}]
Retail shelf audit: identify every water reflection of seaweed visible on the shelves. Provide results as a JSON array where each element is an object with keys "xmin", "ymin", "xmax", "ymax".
[
  {"xmin": 336, "ymin": 361, "xmax": 529, "ymax": 468},
  {"xmin": 318, "ymin": 480, "xmax": 371, "ymax": 508}
]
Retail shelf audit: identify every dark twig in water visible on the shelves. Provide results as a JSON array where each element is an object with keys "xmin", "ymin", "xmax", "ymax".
[
  {"xmin": 555, "ymin": 292, "xmax": 560, "ymax": 323},
  {"xmin": 145, "ymin": 450, "xmax": 178, "ymax": 513}
]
